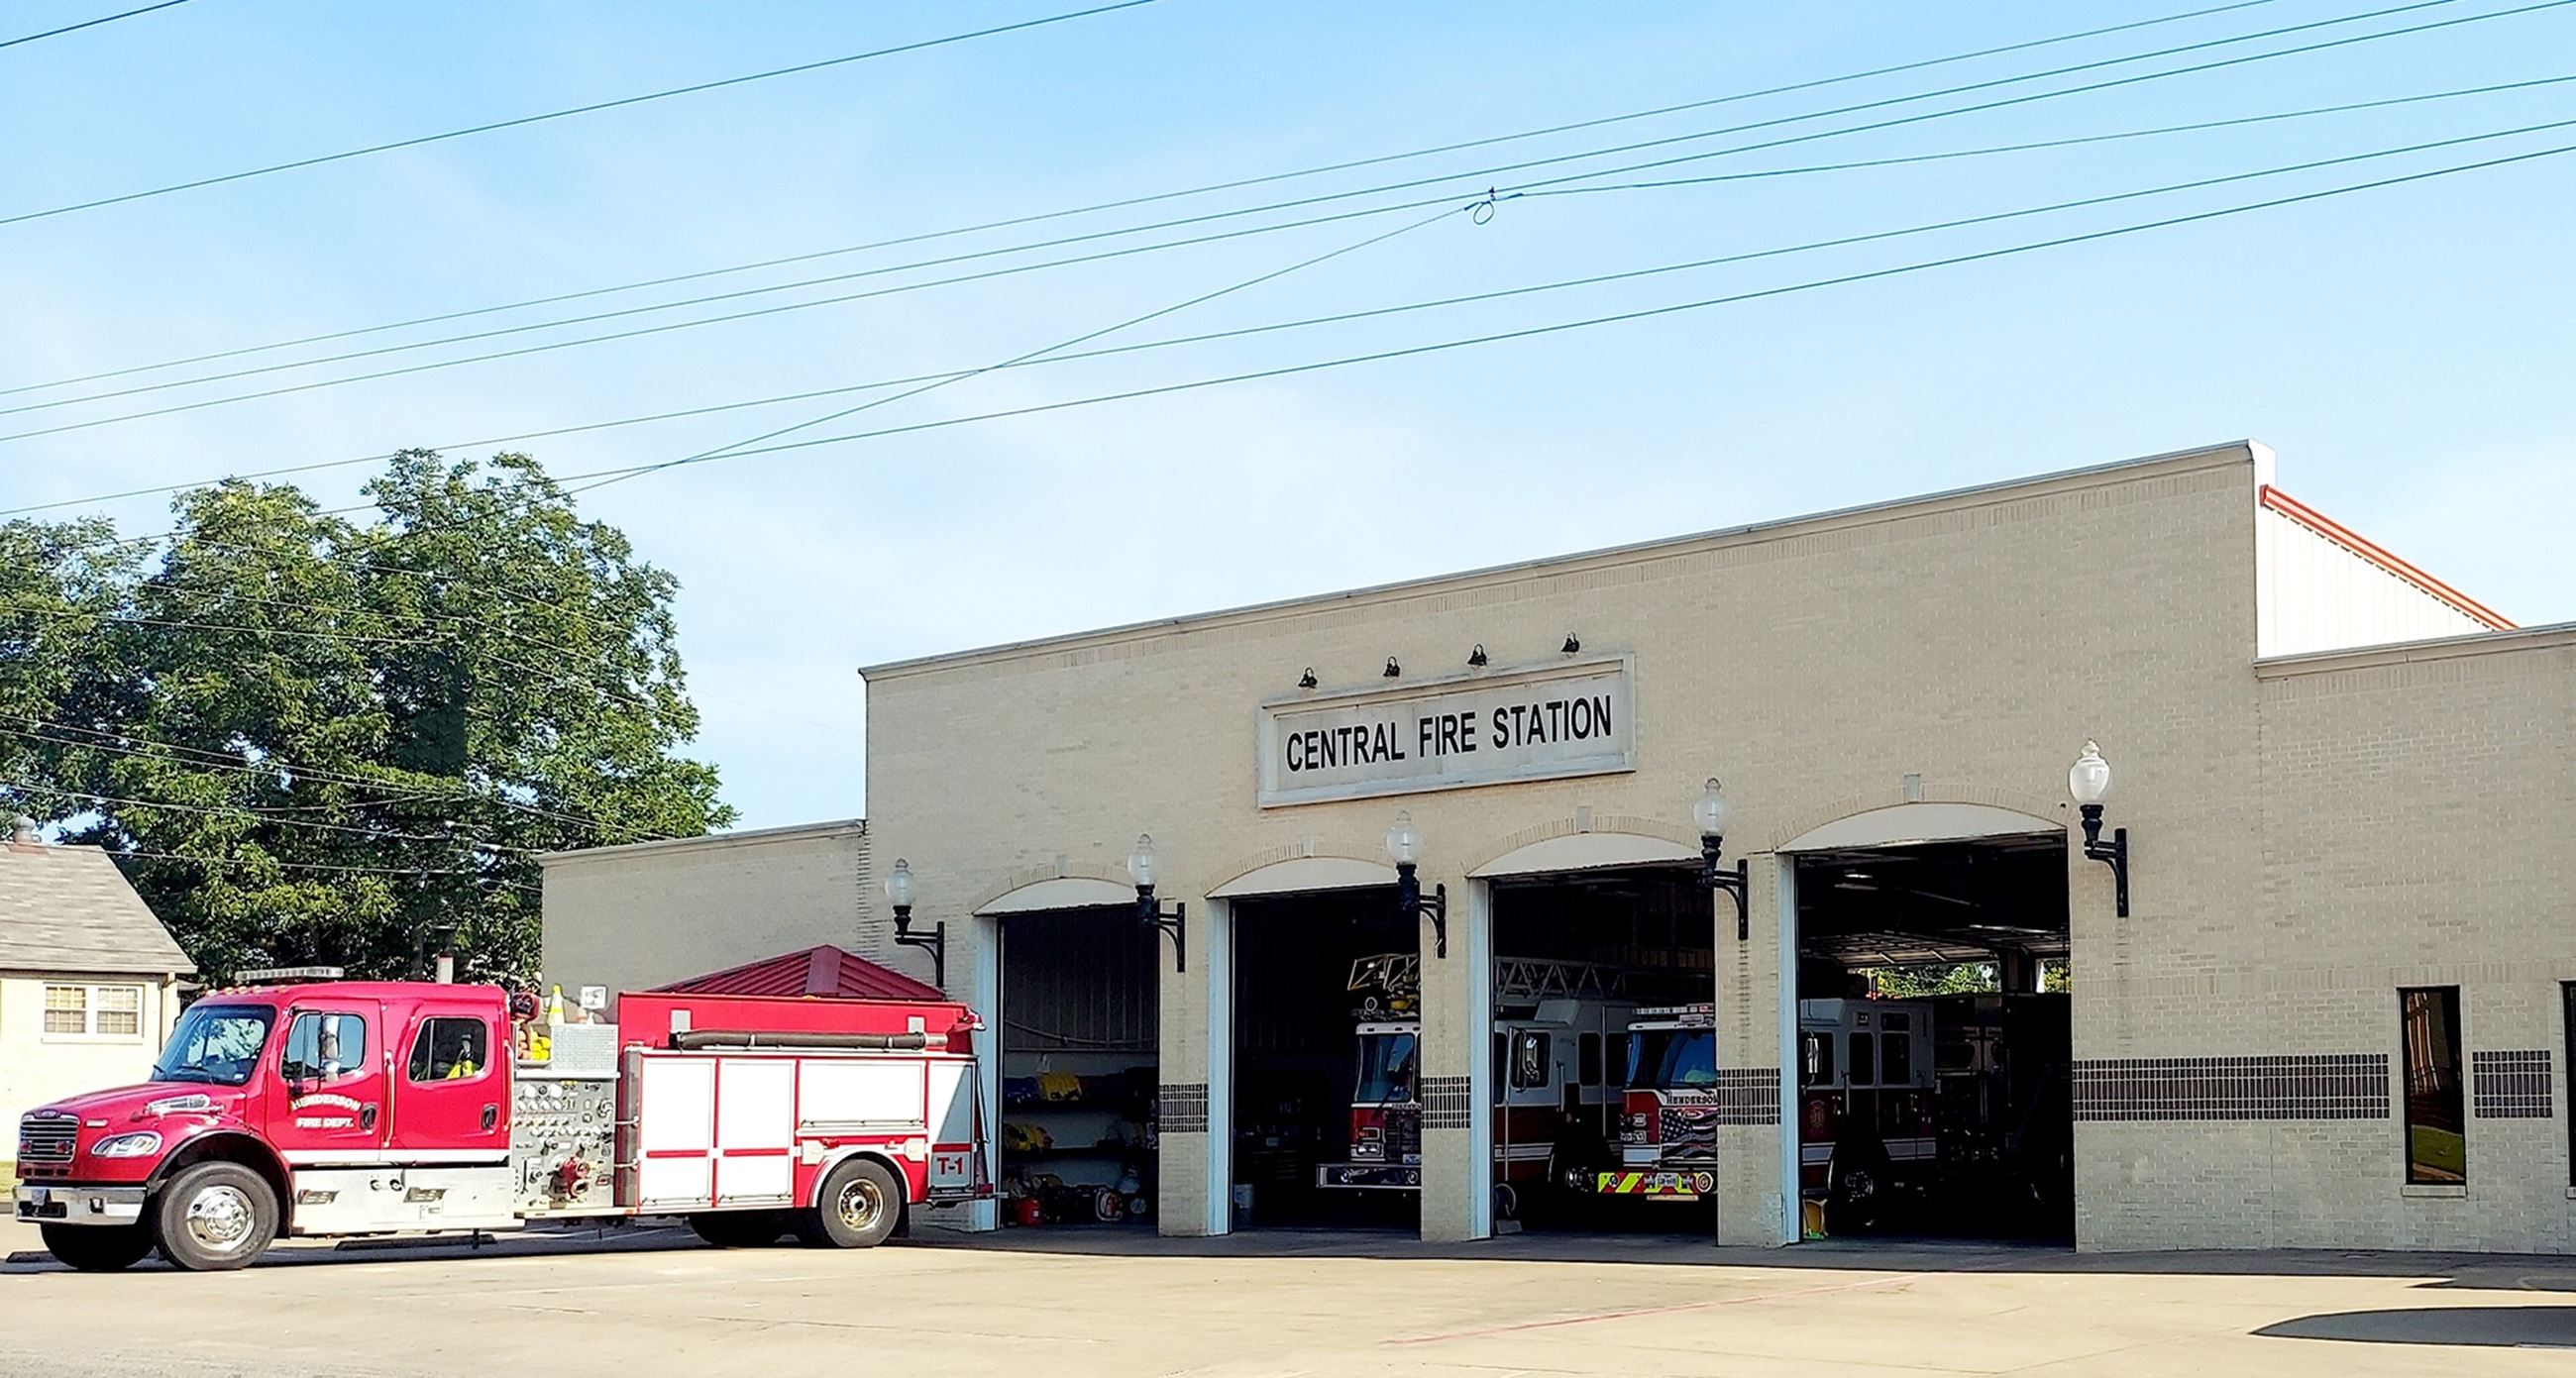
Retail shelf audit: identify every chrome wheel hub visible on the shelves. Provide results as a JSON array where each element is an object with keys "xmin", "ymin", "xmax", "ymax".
[
  {"xmin": 834, "ymin": 1178, "xmax": 883, "ymax": 1232},
  {"xmin": 184, "ymin": 1185, "xmax": 255, "ymax": 1252}
]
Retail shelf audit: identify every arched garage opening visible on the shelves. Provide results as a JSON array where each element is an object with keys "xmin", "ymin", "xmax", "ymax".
[
  {"xmin": 1470, "ymin": 826, "xmax": 1716, "ymax": 1235},
  {"xmin": 1776, "ymin": 802, "xmax": 2073, "ymax": 1245},
  {"xmin": 975, "ymin": 877, "xmax": 1158, "ymax": 1231},
  {"xmin": 1208, "ymin": 855, "xmax": 1415, "ymax": 1232}
]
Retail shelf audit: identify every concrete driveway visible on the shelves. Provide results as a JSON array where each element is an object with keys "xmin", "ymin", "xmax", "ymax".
[{"xmin": 3, "ymin": 1218, "xmax": 2572, "ymax": 1376}]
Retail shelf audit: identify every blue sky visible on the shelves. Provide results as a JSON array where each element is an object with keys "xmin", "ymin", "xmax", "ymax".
[{"xmin": 4, "ymin": 1, "xmax": 2570, "ymax": 829}]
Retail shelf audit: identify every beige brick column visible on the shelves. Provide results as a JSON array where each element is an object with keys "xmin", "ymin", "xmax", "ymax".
[
  {"xmin": 1418, "ymin": 875, "xmax": 1492, "ymax": 1242},
  {"xmin": 1154, "ymin": 893, "xmax": 1224, "ymax": 1235},
  {"xmin": 1716, "ymin": 853, "xmax": 1791, "ymax": 1245}
]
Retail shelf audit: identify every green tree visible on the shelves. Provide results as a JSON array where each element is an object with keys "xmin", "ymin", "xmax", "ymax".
[{"xmin": 0, "ymin": 451, "xmax": 733, "ymax": 985}]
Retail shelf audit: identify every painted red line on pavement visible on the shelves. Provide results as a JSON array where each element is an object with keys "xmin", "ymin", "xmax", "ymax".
[{"xmin": 1384, "ymin": 1271, "xmax": 1929, "ymax": 1346}]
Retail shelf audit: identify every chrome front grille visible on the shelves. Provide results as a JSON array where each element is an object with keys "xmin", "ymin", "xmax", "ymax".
[{"xmin": 18, "ymin": 1114, "xmax": 76, "ymax": 1164}]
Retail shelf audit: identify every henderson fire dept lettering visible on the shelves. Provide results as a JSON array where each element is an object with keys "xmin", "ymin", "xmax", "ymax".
[{"xmin": 1258, "ymin": 660, "xmax": 1636, "ymax": 806}]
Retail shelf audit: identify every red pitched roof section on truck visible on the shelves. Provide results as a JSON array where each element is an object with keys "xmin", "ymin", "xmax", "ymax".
[
  {"xmin": 650, "ymin": 943, "xmax": 946, "ymax": 1003},
  {"xmin": 2260, "ymin": 485, "xmax": 2514, "ymax": 631}
]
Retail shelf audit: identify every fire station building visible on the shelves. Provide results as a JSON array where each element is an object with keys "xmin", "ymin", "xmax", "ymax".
[{"xmin": 555, "ymin": 439, "xmax": 2576, "ymax": 1255}]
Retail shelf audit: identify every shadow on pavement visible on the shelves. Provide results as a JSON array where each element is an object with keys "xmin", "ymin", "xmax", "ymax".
[{"xmin": 2256, "ymin": 1306, "xmax": 2576, "ymax": 1347}]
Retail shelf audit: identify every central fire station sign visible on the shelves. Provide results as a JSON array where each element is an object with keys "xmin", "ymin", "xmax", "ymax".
[{"xmin": 1257, "ymin": 657, "xmax": 1636, "ymax": 806}]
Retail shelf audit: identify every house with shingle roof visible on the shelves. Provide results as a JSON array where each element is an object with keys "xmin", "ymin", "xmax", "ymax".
[{"xmin": 1, "ymin": 818, "xmax": 194, "ymax": 1171}]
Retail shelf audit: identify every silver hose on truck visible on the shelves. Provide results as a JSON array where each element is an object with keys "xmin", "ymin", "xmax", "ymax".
[{"xmin": 668, "ymin": 1029, "xmax": 949, "ymax": 1051}]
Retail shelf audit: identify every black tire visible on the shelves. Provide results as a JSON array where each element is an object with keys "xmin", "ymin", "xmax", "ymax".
[
  {"xmin": 688, "ymin": 1210, "xmax": 788, "ymax": 1247},
  {"xmin": 40, "ymin": 1222, "xmax": 154, "ymax": 1272},
  {"xmin": 793, "ymin": 1158, "xmax": 902, "ymax": 1249},
  {"xmin": 1825, "ymin": 1157, "xmax": 1882, "ymax": 1236},
  {"xmin": 152, "ymin": 1161, "xmax": 277, "ymax": 1272}
]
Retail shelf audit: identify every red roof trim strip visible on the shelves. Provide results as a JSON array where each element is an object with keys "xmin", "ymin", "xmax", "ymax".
[{"xmin": 2259, "ymin": 485, "xmax": 2513, "ymax": 630}]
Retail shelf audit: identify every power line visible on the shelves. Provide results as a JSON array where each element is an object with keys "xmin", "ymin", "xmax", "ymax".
[
  {"xmin": 0, "ymin": 776, "xmax": 536, "ymax": 853},
  {"xmin": 0, "ymin": 0, "xmax": 192, "ymax": 50},
  {"xmin": 1, "ymin": 717, "xmax": 680, "ymax": 843},
  {"xmin": 0, "ymin": 598, "xmax": 438, "ymax": 645},
  {"xmin": 107, "ymin": 848, "xmax": 537, "ymax": 889},
  {"xmin": 577, "ymin": 199, "xmax": 1478, "ymax": 494},
  {"xmin": 0, "ymin": 0, "xmax": 2301, "ymax": 396},
  {"xmin": 18, "ymin": 73, "xmax": 2571, "ymax": 521},
  {"xmin": 518, "ymin": 136, "xmax": 2576, "ymax": 490},
  {"xmin": 0, "ymin": 1, "xmax": 1168, "ymax": 229},
  {"xmin": 5, "ymin": 0, "xmax": 2517, "ymax": 428}
]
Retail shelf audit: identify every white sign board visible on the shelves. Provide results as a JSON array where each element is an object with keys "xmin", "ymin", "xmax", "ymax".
[{"xmin": 1257, "ymin": 657, "xmax": 1636, "ymax": 806}]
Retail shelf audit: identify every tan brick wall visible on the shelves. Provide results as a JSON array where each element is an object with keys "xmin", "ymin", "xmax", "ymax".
[
  {"xmin": 866, "ymin": 444, "xmax": 2300, "ymax": 1245},
  {"xmin": 538, "ymin": 820, "xmax": 888, "ymax": 1008}
]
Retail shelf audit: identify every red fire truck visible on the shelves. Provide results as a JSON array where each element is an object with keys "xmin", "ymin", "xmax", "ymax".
[
  {"xmin": 13, "ymin": 972, "xmax": 989, "ymax": 1271},
  {"xmin": 1592, "ymin": 1003, "xmax": 1720, "ymax": 1200},
  {"xmin": 1318, "ymin": 954, "xmax": 1627, "ymax": 1219},
  {"xmin": 1797, "ymin": 997, "xmax": 1936, "ymax": 1230}
]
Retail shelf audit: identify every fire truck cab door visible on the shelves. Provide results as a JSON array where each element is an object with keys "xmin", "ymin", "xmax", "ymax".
[
  {"xmin": 388, "ymin": 1004, "xmax": 509, "ymax": 1160},
  {"xmin": 268, "ymin": 1000, "xmax": 388, "ymax": 1162}
]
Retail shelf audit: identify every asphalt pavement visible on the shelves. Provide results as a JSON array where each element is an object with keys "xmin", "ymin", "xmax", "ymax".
[{"xmin": 3, "ymin": 1217, "xmax": 2573, "ymax": 1376}]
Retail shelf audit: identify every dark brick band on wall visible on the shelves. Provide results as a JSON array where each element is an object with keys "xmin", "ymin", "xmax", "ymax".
[
  {"xmin": 1160, "ymin": 1082, "xmax": 1209, "ymax": 1133},
  {"xmin": 2074, "ymin": 1054, "xmax": 2390, "ymax": 1121},
  {"xmin": 1711, "ymin": 1067, "xmax": 1782, "ymax": 1125},
  {"xmin": 1423, "ymin": 1075, "xmax": 1473, "ymax": 1129},
  {"xmin": 2471, "ymin": 1050, "xmax": 2553, "ymax": 1118}
]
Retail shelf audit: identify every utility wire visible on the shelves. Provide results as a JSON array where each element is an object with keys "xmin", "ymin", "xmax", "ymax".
[
  {"xmin": 0, "ymin": 1, "xmax": 1167, "ymax": 228},
  {"xmin": 516, "ymin": 137, "xmax": 2576, "ymax": 490},
  {"xmin": 2, "ymin": 0, "xmax": 2519, "ymax": 426},
  {"xmin": 0, "ymin": 776, "xmax": 536, "ymax": 852},
  {"xmin": 574, "ymin": 199, "xmax": 1479, "ymax": 494},
  {"xmin": 15, "ymin": 64, "xmax": 2571, "ymax": 507},
  {"xmin": 0, "ymin": 0, "xmax": 2300, "ymax": 395},
  {"xmin": 1, "ymin": 717, "xmax": 680, "ymax": 843},
  {"xmin": 106, "ymin": 848, "xmax": 537, "ymax": 889},
  {"xmin": 0, "ymin": 599, "xmax": 439, "ymax": 645},
  {"xmin": 0, "ymin": 0, "xmax": 192, "ymax": 50}
]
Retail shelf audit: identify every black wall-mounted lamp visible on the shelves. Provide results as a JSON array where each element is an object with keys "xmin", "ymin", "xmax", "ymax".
[
  {"xmin": 1383, "ymin": 657, "xmax": 1401, "ymax": 678},
  {"xmin": 1693, "ymin": 778, "xmax": 1751, "ymax": 941},
  {"xmin": 884, "ymin": 858, "xmax": 945, "ymax": 988},
  {"xmin": 2069, "ymin": 741, "xmax": 2129, "ymax": 917},
  {"xmin": 1560, "ymin": 634, "xmax": 1581, "ymax": 655},
  {"xmin": 1467, "ymin": 644, "xmax": 1488, "ymax": 668},
  {"xmin": 1385, "ymin": 810, "xmax": 1449, "ymax": 958},
  {"xmin": 1128, "ymin": 834, "xmax": 1187, "ymax": 971},
  {"xmin": 1298, "ymin": 668, "xmax": 1319, "ymax": 689}
]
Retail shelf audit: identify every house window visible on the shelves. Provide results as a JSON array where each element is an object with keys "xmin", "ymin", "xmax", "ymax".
[
  {"xmin": 2400, "ymin": 987, "xmax": 2466, "ymax": 1185},
  {"xmin": 41, "ymin": 984, "xmax": 145, "ymax": 1039}
]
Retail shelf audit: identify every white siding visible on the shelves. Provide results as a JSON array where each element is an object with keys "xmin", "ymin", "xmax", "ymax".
[
  {"xmin": 0, "ymin": 972, "xmax": 182, "ymax": 1145},
  {"xmin": 2257, "ymin": 500, "xmax": 2498, "ymax": 657}
]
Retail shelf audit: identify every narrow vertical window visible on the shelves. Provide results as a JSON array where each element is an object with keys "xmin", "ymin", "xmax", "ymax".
[{"xmin": 2400, "ymin": 987, "xmax": 2466, "ymax": 1185}]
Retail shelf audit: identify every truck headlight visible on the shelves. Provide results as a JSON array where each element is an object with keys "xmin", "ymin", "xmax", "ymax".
[{"xmin": 91, "ymin": 1132, "xmax": 162, "ymax": 1158}]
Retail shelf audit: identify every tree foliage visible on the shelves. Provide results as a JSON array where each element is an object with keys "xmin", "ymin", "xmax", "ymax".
[{"xmin": 0, "ymin": 451, "xmax": 733, "ymax": 985}]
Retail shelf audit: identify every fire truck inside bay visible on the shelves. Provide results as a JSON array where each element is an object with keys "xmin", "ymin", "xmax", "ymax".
[
  {"xmin": 1316, "ymin": 953, "xmax": 1629, "ymax": 1222},
  {"xmin": 1791, "ymin": 834, "xmax": 2075, "ymax": 1240},
  {"xmin": 14, "ymin": 969, "xmax": 990, "ymax": 1271},
  {"xmin": 1596, "ymin": 1003, "xmax": 1720, "ymax": 1202}
]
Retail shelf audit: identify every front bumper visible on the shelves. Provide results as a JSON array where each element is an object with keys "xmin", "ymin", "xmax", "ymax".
[
  {"xmin": 1591, "ymin": 1169, "xmax": 1716, "ymax": 1199},
  {"xmin": 1315, "ymin": 1162, "xmax": 1420, "ymax": 1190},
  {"xmin": 14, "ymin": 1183, "xmax": 148, "ymax": 1225}
]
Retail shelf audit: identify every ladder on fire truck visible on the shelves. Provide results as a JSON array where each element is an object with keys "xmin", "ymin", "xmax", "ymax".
[
  {"xmin": 1346, "ymin": 954, "xmax": 1631, "ymax": 1006},
  {"xmin": 1496, "ymin": 956, "xmax": 1630, "ymax": 1003}
]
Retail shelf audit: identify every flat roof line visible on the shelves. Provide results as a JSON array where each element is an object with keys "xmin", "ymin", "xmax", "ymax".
[
  {"xmin": 539, "ymin": 816, "xmax": 867, "ymax": 866},
  {"xmin": 861, "ymin": 439, "xmax": 2260, "ymax": 680},
  {"xmin": 2253, "ymin": 619, "xmax": 2575, "ymax": 677}
]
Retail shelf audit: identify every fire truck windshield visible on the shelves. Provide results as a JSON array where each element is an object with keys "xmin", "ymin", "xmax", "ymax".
[
  {"xmin": 1353, "ymin": 1031, "xmax": 1419, "ymax": 1104},
  {"xmin": 151, "ymin": 1004, "xmax": 276, "ymax": 1086},
  {"xmin": 1625, "ymin": 1028, "xmax": 1716, "ymax": 1091}
]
